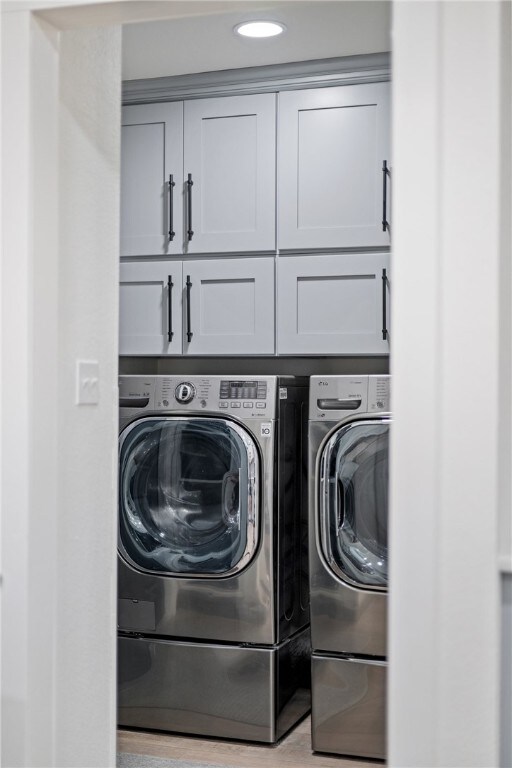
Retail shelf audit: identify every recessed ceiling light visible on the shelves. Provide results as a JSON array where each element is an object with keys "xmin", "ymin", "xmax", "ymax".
[{"xmin": 235, "ymin": 21, "xmax": 286, "ymax": 39}]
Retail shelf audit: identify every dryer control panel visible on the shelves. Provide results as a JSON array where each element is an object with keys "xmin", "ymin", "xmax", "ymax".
[
  {"xmin": 310, "ymin": 375, "xmax": 390, "ymax": 421},
  {"xmin": 119, "ymin": 375, "xmax": 277, "ymax": 420}
]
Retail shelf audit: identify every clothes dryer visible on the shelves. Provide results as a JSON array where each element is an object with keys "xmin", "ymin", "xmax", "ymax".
[
  {"xmin": 117, "ymin": 375, "xmax": 310, "ymax": 743},
  {"xmin": 309, "ymin": 375, "xmax": 390, "ymax": 759}
]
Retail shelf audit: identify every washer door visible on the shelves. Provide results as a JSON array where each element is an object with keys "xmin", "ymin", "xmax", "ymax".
[
  {"xmin": 119, "ymin": 416, "xmax": 259, "ymax": 577},
  {"xmin": 319, "ymin": 417, "xmax": 390, "ymax": 589}
]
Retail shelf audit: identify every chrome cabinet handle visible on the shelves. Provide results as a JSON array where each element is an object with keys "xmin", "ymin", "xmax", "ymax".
[
  {"xmin": 168, "ymin": 175, "xmax": 175, "ymax": 241},
  {"xmin": 382, "ymin": 160, "xmax": 390, "ymax": 232},
  {"xmin": 167, "ymin": 275, "xmax": 174, "ymax": 342},
  {"xmin": 382, "ymin": 268, "xmax": 388, "ymax": 341},
  {"xmin": 186, "ymin": 275, "xmax": 193, "ymax": 342},
  {"xmin": 186, "ymin": 173, "xmax": 194, "ymax": 241}
]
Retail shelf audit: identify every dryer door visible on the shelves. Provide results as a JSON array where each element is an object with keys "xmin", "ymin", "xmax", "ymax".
[
  {"xmin": 319, "ymin": 417, "xmax": 390, "ymax": 589},
  {"xmin": 119, "ymin": 416, "xmax": 259, "ymax": 577}
]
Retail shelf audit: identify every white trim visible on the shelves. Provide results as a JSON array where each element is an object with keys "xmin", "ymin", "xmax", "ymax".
[
  {"xmin": 390, "ymin": 2, "xmax": 506, "ymax": 766},
  {"xmin": 122, "ymin": 52, "xmax": 390, "ymax": 104},
  {"xmin": 498, "ymin": 0, "xmax": 512, "ymax": 582},
  {"xmin": 2, "ymin": 10, "xmax": 120, "ymax": 766}
]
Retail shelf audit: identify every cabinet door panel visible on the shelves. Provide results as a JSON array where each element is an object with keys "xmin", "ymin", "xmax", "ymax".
[
  {"xmin": 184, "ymin": 259, "xmax": 274, "ymax": 355},
  {"xmin": 277, "ymin": 254, "xmax": 389, "ymax": 355},
  {"xmin": 121, "ymin": 103, "xmax": 183, "ymax": 257},
  {"xmin": 120, "ymin": 261, "xmax": 183, "ymax": 355},
  {"xmin": 298, "ymin": 107, "xmax": 375, "ymax": 229},
  {"xmin": 279, "ymin": 83, "xmax": 390, "ymax": 250},
  {"xmin": 184, "ymin": 94, "xmax": 276, "ymax": 253}
]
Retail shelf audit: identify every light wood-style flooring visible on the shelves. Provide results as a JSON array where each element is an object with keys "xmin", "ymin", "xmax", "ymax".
[{"xmin": 118, "ymin": 716, "xmax": 381, "ymax": 768}]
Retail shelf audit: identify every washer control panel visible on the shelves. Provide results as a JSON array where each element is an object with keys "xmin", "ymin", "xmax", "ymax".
[{"xmin": 125, "ymin": 375, "xmax": 276, "ymax": 418}]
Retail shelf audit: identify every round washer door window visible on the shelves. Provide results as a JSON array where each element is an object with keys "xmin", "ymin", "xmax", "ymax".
[
  {"xmin": 119, "ymin": 417, "xmax": 259, "ymax": 577},
  {"xmin": 319, "ymin": 417, "xmax": 390, "ymax": 589}
]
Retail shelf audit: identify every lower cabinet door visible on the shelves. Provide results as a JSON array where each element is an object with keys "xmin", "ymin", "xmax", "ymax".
[
  {"xmin": 183, "ymin": 258, "xmax": 275, "ymax": 355},
  {"xmin": 120, "ymin": 261, "xmax": 183, "ymax": 355},
  {"xmin": 277, "ymin": 253, "xmax": 390, "ymax": 355}
]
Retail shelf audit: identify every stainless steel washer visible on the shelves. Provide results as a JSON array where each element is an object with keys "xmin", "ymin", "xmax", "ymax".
[
  {"xmin": 309, "ymin": 375, "xmax": 390, "ymax": 759},
  {"xmin": 117, "ymin": 375, "xmax": 310, "ymax": 743}
]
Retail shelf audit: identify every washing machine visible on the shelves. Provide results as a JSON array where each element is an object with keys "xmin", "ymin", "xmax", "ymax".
[
  {"xmin": 309, "ymin": 375, "xmax": 390, "ymax": 759},
  {"xmin": 117, "ymin": 375, "xmax": 310, "ymax": 743}
]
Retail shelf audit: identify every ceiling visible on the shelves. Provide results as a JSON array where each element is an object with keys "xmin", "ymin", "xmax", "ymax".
[{"xmin": 122, "ymin": 1, "xmax": 391, "ymax": 81}]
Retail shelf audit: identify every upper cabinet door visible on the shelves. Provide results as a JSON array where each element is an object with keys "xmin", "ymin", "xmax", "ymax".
[
  {"xmin": 183, "ymin": 258, "xmax": 274, "ymax": 355},
  {"xmin": 121, "ymin": 102, "xmax": 183, "ymax": 257},
  {"xmin": 278, "ymin": 82, "xmax": 390, "ymax": 250},
  {"xmin": 184, "ymin": 94, "xmax": 276, "ymax": 254}
]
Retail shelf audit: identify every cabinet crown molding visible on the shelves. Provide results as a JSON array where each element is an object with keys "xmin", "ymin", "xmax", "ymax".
[{"xmin": 123, "ymin": 53, "xmax": 391, "ymax": 105}]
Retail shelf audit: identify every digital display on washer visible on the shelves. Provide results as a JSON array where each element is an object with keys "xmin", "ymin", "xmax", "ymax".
[{"xmin": 219, "ymin": 380, "xmax": 267, "ymax": 400}]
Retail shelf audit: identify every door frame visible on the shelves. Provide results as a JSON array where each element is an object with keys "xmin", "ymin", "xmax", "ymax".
[{"xmin": 2, "ymin": 2, "xmax": 510, "ymax": 766}]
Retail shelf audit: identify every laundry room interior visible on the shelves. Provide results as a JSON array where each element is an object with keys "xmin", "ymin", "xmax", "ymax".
[
  {"xmin": 2, "ymin": 2, "xmax": 511, "ymax": 768},
  {"xmin": 117, "ymin": 2, "xmax": 391, "ymax": 765}
]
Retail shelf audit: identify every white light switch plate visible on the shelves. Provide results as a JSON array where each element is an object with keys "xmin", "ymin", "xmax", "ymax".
[{"xmin": 76, "ymin": 360, "xmax": 99, "ymax": 405}]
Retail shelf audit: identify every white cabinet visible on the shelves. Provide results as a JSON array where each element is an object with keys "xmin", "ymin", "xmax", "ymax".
[
  {"xmin": 120, "ymin": 103, "xmax": 183, "ymax": 257},
  {"xmin": 278, "ymin": 82, "xmax": 390, "ymax": 250},
  {"xmin": 120, "ymin": 258, "xmax": 274, "ymax": 356},
  {"xmin": 120, "ymin": 261, "xmax": 183, "ymax": 355},
  {"xmin": 121, "ymin": 94, "xmax": 276, "ymax": 257},
  {"xmin": 277, "ymin": 253, "xmax": 390, "ymax": 355},
  {"xmin": 184, "ymin": 258, "xmax": 274, "ymax": 354},
  {"xmin": 119, "ymin": 74, "xmax": 392, "ymax": 358},
  {"xmin": 184, "ymin": 94, "xmax": 276, "ymax": 254}
]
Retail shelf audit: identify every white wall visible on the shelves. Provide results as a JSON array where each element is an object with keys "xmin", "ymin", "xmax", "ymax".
[{"xmin": 1, "ymin": 9, "xmax": 121, "ymax": 767}]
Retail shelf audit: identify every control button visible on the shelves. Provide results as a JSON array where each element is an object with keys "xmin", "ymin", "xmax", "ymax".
[
  {"xmin": 175, "ymin": 382, "xmax": 196, "ymax": 404},
  {"xmin": 256, "ymin": 402, "xmax": 266, "ymax": 408},
  {"xmin": 243, "ymin": 402, "xmax": 253, "ymax": 408},
  {"xmin": 219, "ymin": 402, "xmax": 229, "ymax": 408},
  {"xmin": 231, "ymin": 402, "xmax": 241, "ymax": 408}
]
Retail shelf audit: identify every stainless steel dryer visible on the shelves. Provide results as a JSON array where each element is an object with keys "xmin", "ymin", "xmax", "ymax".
[
  {"xmin": 117, "ymin": 375, "xmax": 310, "ymax": 743},
  {"xmin": 309, "ymin": 375, "xmax": 390, "ymax": 759}
]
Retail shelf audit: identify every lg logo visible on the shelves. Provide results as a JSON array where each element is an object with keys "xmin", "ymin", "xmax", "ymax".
[{"xmin": 261, "ymin": 424, "xmax": 271, "ymax": 437}]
